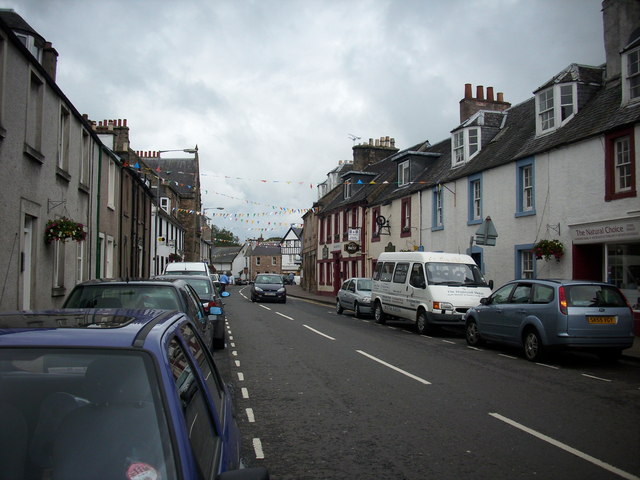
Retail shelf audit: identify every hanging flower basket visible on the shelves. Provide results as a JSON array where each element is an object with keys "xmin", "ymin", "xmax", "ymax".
[
  {"xmin": 533, "ymin": 239, "xmax": 565, "ymax": 262},
  {"xmin": 45, "ymin": 217, "xmax": 86, "ymax": 244}
]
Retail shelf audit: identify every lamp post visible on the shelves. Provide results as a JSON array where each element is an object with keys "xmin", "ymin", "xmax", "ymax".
[{"xmin": 153, "ymin": 147, "xmax": 198, "ymax": 275}]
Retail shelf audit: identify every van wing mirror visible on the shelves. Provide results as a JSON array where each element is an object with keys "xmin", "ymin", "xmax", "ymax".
[
  {"xmin": 488, "ymin": 279, "xmax": 494, "ymax": 290},
  {"xmin": 208, "ymin": 306, "xmax": 223, "ymax": 316}
]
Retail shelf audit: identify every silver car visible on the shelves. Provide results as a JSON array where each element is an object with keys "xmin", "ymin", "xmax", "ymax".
[
  {"xmin": 336, "ymin": 278, "xmax": 373, "ymax": 318},
  {"xmin": 464, "ymin": 279, "xmax": 634, "ymax": 362}
]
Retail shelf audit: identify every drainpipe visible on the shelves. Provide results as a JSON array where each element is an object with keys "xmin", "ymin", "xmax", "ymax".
[{"xmin": 95, "ymin": 147, "xmax": 103, "ymax": 278}]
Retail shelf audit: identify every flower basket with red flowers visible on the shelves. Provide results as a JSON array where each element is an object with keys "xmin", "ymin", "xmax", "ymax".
[
  {"xmin": 533, "ymin": 239, "xmax": 565, "ymax": 262},
  {"xmin": 44, "ymin": 217, "xmax": 87, "ymax": 244}
]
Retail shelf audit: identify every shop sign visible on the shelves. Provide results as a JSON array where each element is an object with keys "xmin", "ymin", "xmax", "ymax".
[
  {"xmin": 348, "ymin": 228, "xmax": 360, "ymax": 241},
  {"xmin": 569, "ymin": 217, "xmax": 640, "ymax": 244},
  {"xmin": 345, "ymin": 242, "xmax": 360, "ymax": 254}
]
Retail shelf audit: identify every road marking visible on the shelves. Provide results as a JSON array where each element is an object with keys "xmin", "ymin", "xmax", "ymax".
[
  {"xmin": 276, "ymin": 312, "xmax": 294, "ymax": 320},
  {"xmin": 489, "ymin": 413, "xmax": 639, "ymax": 480},
  {"xmin": 442, "ymin": 339, "xmax": 455, "ymax": 344},
  {"xmin": 356, "ymin": 350, "xmax": 431, "ymax": 385},
  {"xmin": 302, "ymin": 324, "xmax": 335, "ymax": 340},
  {"xmin": 499, "ymin": 353, "xmax": 518, "ymax": 359},
  {"xmin": 246, "ymin": 408, "xmax": 255, "ymax": 423},
  {"xmin": 241, "ymin": 387, "xmax": 249, "ymax": 399},
  {"xmin": 229, "ymin": 335, "xmax": 234, "ymax": 341},
  {"xmin": 235, "ymin": 360, "xmax": 241, "ymax": 367},
  {"xmin": 582, "ymin": 373, "xmax": 612, "ymax": 382},
  {"xmin": 237, "ymin": 372, "xmax": 244, "ymax": 381},
  {"xmin": 536, "ymin": 362, "xmax": 559, "ymax": 369},
  {"xmin": 467, "ymin": 346, "xmax": 481, "ymax": 351},
  {"xmin": 232, "ymin": 351, "xmax": 238, "ymax": 357},
  {"xmin": 253, "ymin": 438, "xmax": 265, "ymax": 459},
  {"xmin": 230, "ymin": 342, "xmax": 236, "ymax": 347},
  {"xmin": 259, "ymin": 305, "xmax": 271, "ymax": 310}
]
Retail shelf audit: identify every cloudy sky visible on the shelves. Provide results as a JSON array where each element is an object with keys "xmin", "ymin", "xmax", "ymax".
[{"xmin": 5, "ymin": 0, "xmax": 605, "ymax": 241}]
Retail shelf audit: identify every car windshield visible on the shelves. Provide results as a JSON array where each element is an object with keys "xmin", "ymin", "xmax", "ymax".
[
  {"xmin": 255, "ymin": 275, "xmax": 282, "ymax": 284},
  {"xmin": 566, "ymin": 284, "xmax": 629, "ymax": 308},
  {"xmin": 356, "ymin": 279, "xmax": 372, "ymax": 291},
  {"xmin": 0, "ymin": 349, "xmax": 177, "ymax": 479},
  {"xmin": 425, "ymin": 262, "xmax": 488, "ymax": 286},
  {"xmin": 64, "ymin": 285, "xmax": 181, "ymax": 310}
]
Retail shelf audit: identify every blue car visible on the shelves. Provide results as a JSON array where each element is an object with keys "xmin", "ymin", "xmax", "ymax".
[{"xmin": 0, "ymin": 308, "xmax": 269, "ymax": 480}]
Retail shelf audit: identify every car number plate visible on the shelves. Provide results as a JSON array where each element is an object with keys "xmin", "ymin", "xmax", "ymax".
[
  {"xmin": 265, "ymin": 292, "xmax": 276, "ymax": 296},
  {"xmin": 587, "ymin": 316, "xmax": 617, "ymax": 324}
]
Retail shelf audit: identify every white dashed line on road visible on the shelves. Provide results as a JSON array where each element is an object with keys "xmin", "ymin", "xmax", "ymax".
[
  {"xmin": 253, "ymin": 438, "xmax": 265, "ymax": 459},
  {"xmin": 246, "ymin": 408, "xmax": 255, "ymax": 423},
  {"xmin": 237, "ymin": 372, "xmax": 244, "ymax": 381},
  {"xmin": 302, "ymin": 324, "xmax": 336, "ymax": 340},
  {"xmin": 356, "ymin": 350, "xmax": 431, "ymax": 385},
  {"xmin": 241, "ymin": 387, "xmax": 249, "ymax": 399},
  {"xmin": 582, "ymin": 373, "xmax": 612, "ymax": 382},
  {"xmin": 276, "ymin": 312, "xmax": 294, "ymax": 320}
]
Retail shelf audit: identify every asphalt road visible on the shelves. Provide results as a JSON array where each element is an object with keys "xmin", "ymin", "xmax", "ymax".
[{"xmin": 213, "ymin": 286, "xmax": 640, "ymax": 480}]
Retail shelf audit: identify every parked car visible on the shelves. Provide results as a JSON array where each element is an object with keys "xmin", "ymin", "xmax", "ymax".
[
  {"xmin": 63, "ymin": 278, "xmax": 226, "ymax": 350},
  {"xmin": 155, "ymin": 274, "xmax": 229, "ymax": 315},
  {"xmin": 0, "ymin": 309, "xmax": 269, "ymax": 480},
  {"xmin": 336, "ymin": 277, "xmax": 373, "ymax": 318},
  {"xmin": 464, "ymin": 279, "xmax": 635, "ymax": 361},
  {"xmin": 164, "ymin": 261, "xmax": 210, "ymax": 276},
  {"xmin": 250, "ymin": 274, "xmax": 287, "ymax": 303}
]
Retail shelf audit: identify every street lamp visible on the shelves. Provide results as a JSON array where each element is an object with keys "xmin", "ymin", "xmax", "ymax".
[{"xmin": 153, "ymin": 147, "xmax": 198, "ymax": 275}]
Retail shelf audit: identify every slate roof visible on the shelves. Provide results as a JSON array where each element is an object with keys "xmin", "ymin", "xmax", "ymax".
[
  {"xmin": 144, "ymin": 157, "xmax": 198, "ymax": 196},
  {"xmin": 210, "ymin": 246, "xmax": 242, "ymax": 263},
  {"xmin": 250, "ymin": 244, "xmax": 281, "ymax": 256},
  {"xmin": 315, "ymin": 63, "xmax": 640, "ymax": 217}
]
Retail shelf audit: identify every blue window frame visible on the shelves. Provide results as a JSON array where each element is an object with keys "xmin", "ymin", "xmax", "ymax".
[
  {"xmin": 515, "ymin": 243, "xmax": 536, "ymax": 279},
  {"xmin": 432, "ymin": 187, "xmax": 444, "ymax": 231},
  {"xmin": 516, "ymin": 157, "xmax": 536, "ymax": 217},
  {"xmin": 467, "ymin": 173, "xmax": 482, "ymax": 225}
]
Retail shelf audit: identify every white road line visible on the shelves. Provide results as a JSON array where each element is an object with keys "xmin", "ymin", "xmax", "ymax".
[
  {"xmin": 232, "ymin": 351, "xmax": 238, "ymax": 357},
  {"xmin": 356, "ymin": 350, "xmax": 431, "ymax": 385},
  {"xmin": 234, "ymin": 360, "xmax": 241, "ymax": 367},
  {"xmin": 259, "ymin": 305, "xmax": 271, "ymax": 310},
  {"xmin": 241, "ymin": 387, "xmax": 249, "ymax": 399},
  {"xmin": 229, "ymin": 335, "xmax": 234, "ymax": 341},
  {"xmin": 467, "ymin": 346, "xmax": 481, "ymax": 351},
  {"xmin": 582, "ymin": 373, "xmax": 612, "ymax": 382},
  {"xmin": 276, "ymin": 312, "xmax": 294, "ymax": 320},
  {"xmin": 536, "ymin": 362, "xmax": 559, "ymax": 369},
  {"xmin": 246, "ymin": 408, "xmax": 255, "ymax": 423},
  {"xmin": 253, "ymin": 438, "xmax": 265, "ymax": 459},
  {"xmin": 237, "ymin": 372, "xmax": 244, "ymax": 381},
  {"xmin": 489, "ymin": 413, "xmax": 639, "ymax": 480},
  {"xmin": 230, "ymin": 342, "xmax": 236, "ymax": 348},
  {"xmin": 442, "ymin": 339, "xmax": 455, "ymax": 344},
  {"xmin": 302, "ymin": 324, "xmax": 336, "ymax": 340},
  {"xmin": 499, "ymin": 353, "xmax": 518, "ymax": 359}
]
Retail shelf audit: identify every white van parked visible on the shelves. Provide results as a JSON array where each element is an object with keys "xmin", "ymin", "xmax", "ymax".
[
  {"xmin": 371, "ymin": 251, "xmax": 493, "ymax": 334},
  {"xmin": 163, "ymin": 261, "xmax": 210, "ymax": 276}
]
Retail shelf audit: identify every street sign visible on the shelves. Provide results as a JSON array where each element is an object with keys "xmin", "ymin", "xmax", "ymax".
[
  {"xmin": 475, "ymin": 216, "xmax": 498, "ymax": 246},
  {"xmin": 345, "ymin": 242, "xmax": 360, "ymax": 254}
]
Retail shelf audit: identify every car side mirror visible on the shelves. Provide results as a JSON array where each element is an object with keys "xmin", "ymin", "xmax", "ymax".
[
  {"xmin": 488, "ymin": 279, "xmax": 494, "ymax": 290},
  {"xmin": 480, "ymin": 297, "xmax": 490, "ymax": 305},
  {"xmin": 216, "ymin": 467, "xmax": 270, "ymax": 480},
  {"xmin": 221, "ymin": 291, "xmax": 230, "ymax": 297},
  {"xmin": 208, "ymin": 306, "xmax": 223, "ymax": 316}
]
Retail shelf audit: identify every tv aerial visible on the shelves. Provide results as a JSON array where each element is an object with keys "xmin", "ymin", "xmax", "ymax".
[{"xmin": 347, "ymin": 133, "xmax": 361, "ymax": 145}]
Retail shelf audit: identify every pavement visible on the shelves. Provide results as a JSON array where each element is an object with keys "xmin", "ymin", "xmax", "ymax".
[{"xmin": 284, "ymin": 284, "xmax": 640, "ymax": 362}]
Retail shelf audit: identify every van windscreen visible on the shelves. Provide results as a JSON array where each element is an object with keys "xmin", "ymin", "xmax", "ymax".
[{"xmin": 425, "ymin": 262, "xmax": 487, "ymax": 287}]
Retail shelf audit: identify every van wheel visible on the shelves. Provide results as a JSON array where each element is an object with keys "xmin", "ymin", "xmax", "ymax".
[
  {"xmin": 374, "ymin": 303, "xmax": 386, "ymax": 324},
  {"xmin": 336, "ymin": 299, "xmax": 344, "ymax": 315},
  {"xmin": 523, "ymin": 328, "xmax": 544, "ymax": 362},
  {"xmin": 416, "ymin": 311, "xmax": 430, "ymax": 335}
]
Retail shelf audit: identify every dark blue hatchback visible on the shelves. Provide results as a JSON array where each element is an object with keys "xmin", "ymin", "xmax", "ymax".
[{"xmin": 0, "ymin": 309, "xmax": 269, "ymax": 480}]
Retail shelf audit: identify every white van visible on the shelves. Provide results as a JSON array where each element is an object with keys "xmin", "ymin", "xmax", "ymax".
[
  {"xmin": 163, "ymin": 262, "xmax": 210, "ymax": 276},
  {"xmin": 371, "ymin": 251, "xmax": 492, "ymax": 334}
]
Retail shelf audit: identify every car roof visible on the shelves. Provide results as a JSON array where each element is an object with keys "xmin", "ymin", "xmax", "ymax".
[
  {"xmin": 155, "ymin": 274, "xmax": 213, "ymax": 283},
  {"xmin": 73, "ymin": 278, "xmax": 188, "ymax": 287},
  {"xmin": 508, "ymin": 278, "xmax": 614, "ymax": 287},
  {"xmin": 0, "ymin": 309, "xmax": 186, "ymax": 349}
]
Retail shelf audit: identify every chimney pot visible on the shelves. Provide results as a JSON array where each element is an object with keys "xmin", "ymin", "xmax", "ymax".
[
  {"xmin": 487, "ymin": 87, "xmax": 494, "ymax": 101},
  {"xmin": 476, "ymin": 85, "xmax": 484, "ymax": 100},
  {"xmin": 464, "ymin": 83, "xmax": 473, "ymax": 99},
  {"xmin": 497, "ymin": 92, "xmax": 504, "ymax": 102},
  {"xmin": 123, "ymin": 119, "xmax": 127, "ymax": 127}
]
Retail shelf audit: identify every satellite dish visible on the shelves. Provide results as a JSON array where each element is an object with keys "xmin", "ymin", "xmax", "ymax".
[{"xmin": 376, "ymin": 215, "xmax": 387, "ymax": 226}]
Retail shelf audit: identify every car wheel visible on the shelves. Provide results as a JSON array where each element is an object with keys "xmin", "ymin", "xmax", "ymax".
[
  {"xmin": 336, "ymin": 299, "xmax": 344, "ymax": 315},
  {"xmin": 354, "ymin": 303, "xmax": 361, "ymax": 318},
  {"xmin": 523, "ymin": 328, "xmax": 544, "ymax": 362},
  {"xmin": 465, "ymin": 319, "xmax": 483, "ymax": 346},
  {"xmin": 251, "ymin": 295, "xmax": 256, "ymax": 302},
  {"xmin": 374, "ymin": 302, "xmax": 386, "ymax": 325}
]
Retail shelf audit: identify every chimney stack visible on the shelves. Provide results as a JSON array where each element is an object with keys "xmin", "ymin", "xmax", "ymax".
[
  {"xmin": 459, "ymin": 83, "xmax": 511, "ymax": 123},
  {"xmin": 352, "ymin": 135, "xmax": 399, "ymax": 171}
]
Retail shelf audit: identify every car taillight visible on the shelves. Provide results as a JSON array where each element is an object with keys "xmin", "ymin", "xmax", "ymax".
[
  {"xmin": 208, "ymin": 300, "xmax": 217, "ymax": 309},
  {"xmin": 558, "ymin": 286, "xmax": 568, "ymax": 315}
]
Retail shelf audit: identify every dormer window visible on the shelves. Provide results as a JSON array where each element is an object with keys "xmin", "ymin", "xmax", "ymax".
[
  {"xmin": 344, "ymin": 181, "xmax": 352, "ymax": 199},
  {"xmin": 535, "ymin": 84, "xmax": 576, "ymax": 135},
  {"xmin": 622, "ymin": 46, "xmax": 640, "ymax": 104},
  {"xmin": 398, "ymin": 160, "xmax": 410, "ymax": 186},
  {"xmin": 451, "ymin": 127, "xmax": 480, "ymax": 167}
]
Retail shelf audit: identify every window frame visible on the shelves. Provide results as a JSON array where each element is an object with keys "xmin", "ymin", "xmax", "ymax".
[
  {"xmin": 535, "ymin": 83, "xmax": 577, "ymax": 135},
  {"xmin": 516, "ymin": 157, "xmax": 536, "ymax": 217},
  {"xmin": 371, "ymin": 206, "xmax": 381, "ymax": 242},
  {"xmin": 467, "ymin": 173, "xmax": 482, "ymax": 225},
  {"xmin": 398, "ymin": 160, "xmax": 410, "ymax": 187},
  {"xmin": 401, "ymin": 197, "xmax": 411, "ymax": 237},
  {"xmin": 515, "ymin": 244, "xmax": 536, "ymax": 279},
  {"xmin": 432, "ymin": 187, "xmax": 444, "ymax": 231},
  {"xmin": 622, "ymin": 46, "xmax": 640, "ymax": 104},
  {"xmin": 605, "ymin": 128, "xmax": 637, "ymax": 201}
]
